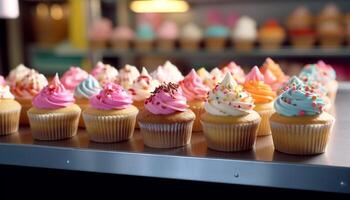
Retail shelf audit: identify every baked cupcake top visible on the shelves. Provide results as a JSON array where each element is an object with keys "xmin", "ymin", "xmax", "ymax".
[
  {"xmin": 91, "ymin": 61, "xmax": 119, "ymax": 85},
  {"xmin": 60, "ymin": 67, "xmax": 88, "ymax": 91},
  {"xmin": 7, "ymin": 64, "xmax": 31, "ymax": 86},
  {"xmin": 203, "ymin": 68, "xmax": 224, "ymax": 89},
  {"xmin": 180, "ymin": 23, "xmax": 203, "ymax": 40},
  {"xmin": 32, "ymin": 74, "xmax": 75, "ymax": 109},
  {"xmin": 11, "ymin": 69, "xmax": 48, "ymax": 99},
  {"xmin": 144, "ymin": 83, "xmax": 188, "ymax": 115},
  {"xmin": 74, "ymin": 75, "xmax": 101, "ymax": 99},
  {"xmin": 179, "ymin": 69, "xmax": 209, "ymax": 101},
  {"xmin": 157, "ymin": 21, "xmax": 178, "ymax": 40},
  {"xmin": 117, "ymin": 64, "xmax": 140, "ymax": 89},
  {"xmin": 244, "ymin": 66, "xmax": 276, "ymax": 104},
  {"xmin": 0, "ymin": 85, "xmax": 15, "ymax": 99},
  {"xmin": 221, "ymin": 61, "xmax": 245, "ymax": 84},
  {"xmin": 259, "ymin": 20, "xmax": 286, "ymax": 39},
  {"xmin": 90, "ymin": 82, "xmax": 132, "ymax": 110},
  {"xmin": 129, "ymin": 68, "xmax": 160, "ymax": 102},
  {"xmin": 0, "ymin": 75, "xmax": 5, "ymax": 86},
  {"xmin": 277, "ymin": 76, "xmax": 304, "ymax": 95},
  {"xmin": 260, "ymin": 57, "xmax": 288, "ymax": 83},
  {"xmin": 231, "ymin": 16, "xmax": 257, "ymax": 41},
  {"xmin": 204, "ymin": 72, "xmax": 254, "ymax": 116},
  {"xmin": 274, "ymin": 84, "xmax": 325, "ymax": 117}
]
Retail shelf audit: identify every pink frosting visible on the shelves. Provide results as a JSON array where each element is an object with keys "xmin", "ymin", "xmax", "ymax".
[
  {"xmin": 145, "ymin": 83, "xmax": 188, "ymax": 115},
  {"xmin": 32, "ymin": 74, "xmax": 75, "ymax": 109},
  {"xmin": 0, "ymin": 75, "xmax": 5, "ymax": 86},
  {"xmin": 90, "ymin": 83, "xmax": 132, "ymax": 110},
  {"xmin": 245, "ymin": 66, "xmax": 264, "ymax": 82},
  {"xmin": 88, "ymin": 18, "xmax": 113, "ymax": 40},
  {"xmin": 111, "ymin": 26, "xmax": 134, "ymax": 40},
  {"xmin": 60, "ymin": 67, "xmax": 88, "ymax": 91},
  {"xmin": 221, "ymin": 62, "xmax": 245, "ymax": 84},
  {"xmin": 263, "ymin": 69, "xmax": 282, "ymax": 91},
  {"xmin": 157, "ymin": 21, "xmax": 179, "ymax": 39},
  {"xmin": 179, "ymin": 69, "xmax": 209, "ymax": 101}
]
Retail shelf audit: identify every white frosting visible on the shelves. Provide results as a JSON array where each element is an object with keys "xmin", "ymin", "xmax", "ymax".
[
  {"xmin": 130, "ymin": 67, "xmax": 160, "ymax": 101},
  {"xmin": 162, "ymin": 61, "xmax": 184, "ymax": 83},
  {"xmin": 180, "ymin": 23, "xmax": 203, "ymax": 40},
  {"xmin": 7, "ymin": 64, "xmax": 31, "ymax": 85},
  {"xmin": 231, "ymin": 16, "xmax": 257, "ymax": 40},
  {"xmin": 0, "ymin": 85, "xmax": 15, "ymax": 99},
  {"xmin": 117, "ymin": 64, "xmax": 140, "ymax": 89}
]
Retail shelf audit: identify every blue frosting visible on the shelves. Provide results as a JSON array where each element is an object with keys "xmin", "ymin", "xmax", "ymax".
[
  {"xmin": 74, "ymin": 75, "xmax": 101, "ymax": 99},
  {"xmin": 204, "ymin": 25, "xmax": 229, "ymax": 38},
  {"xmin": 274, "ymin": 84, "xmax": 325, "ymax": 117},
  {"xmin": 136, "ymin": 24, "xmax": 155, "ymax": 40}
]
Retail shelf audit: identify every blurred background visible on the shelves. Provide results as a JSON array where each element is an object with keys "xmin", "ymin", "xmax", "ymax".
[{"xmin": 1, "ymin": 0, "xmax": 350, "ymax": 82}]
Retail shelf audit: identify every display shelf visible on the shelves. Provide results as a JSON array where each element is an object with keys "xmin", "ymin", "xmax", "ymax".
[{"xmin": 0, "ymin": 91, "xmax": 349, "ymax": 193}]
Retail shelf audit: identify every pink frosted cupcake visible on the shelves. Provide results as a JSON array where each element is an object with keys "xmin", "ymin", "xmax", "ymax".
[
  {"xmin": 117, "ymin": 64, "xmax": 140, "ymax": 90},
  {"xmin": 88, "ymin": 18, "xmax": 113, "ymax": 49},
  {"xmin": 179, "ymin": 69, "xmax": 210, "ymax": 132},
  {"xmin": 111, "ymin": 26, "xmax": 134, "ymax": 50},
  {"xmin": 60, "ymin": 67, "xmax": 88, "ymax": 92},
  {"xmin": 157, "ymin": 21, "xmax": 179, "ymax": 51},
  {"xmin": 83, "ymin": 83, "xmax": 138, "ymax": 143},
  {"xmin": 263, "ymin": 68, "xmax": 283, "ymax": 91},
  {"xmin": 7, "ymin": 64, "xmax": 31, "ymax": 87},
  {"xmin": 27, "ymin": 74, "xmax": 81, "ymax": 141},
  {"xmin": 138, "ymin": 83, "xmax": 195, "ymax": 148},
  {"xmin": 91, "ymin": 61, "xmax": 119, "ymax": 85},
  {"xmin": 221, "ymin": 61, "xmax": 245, "ymax": 84}
]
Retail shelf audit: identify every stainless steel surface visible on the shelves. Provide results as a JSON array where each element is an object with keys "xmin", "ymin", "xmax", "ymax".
[{"xmin": 0, "ymin": 91, "xmax": 349, "ymax": 193}]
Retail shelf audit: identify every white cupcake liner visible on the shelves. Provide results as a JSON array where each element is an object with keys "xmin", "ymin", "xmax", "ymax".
[
  {"xmin": 28, "ymin": 111, "xmax": 80, "ymax": 141},
  {"xmin": 0, "ymin": 109, "xmax": 21, "ymax": 135},
  {"xmin": 201, "ymin": 120, "xmax": 260, "ymax": 152},
  {"xmin": 256, "ymin": 109, "xmax": 275, "ymax": 136},
  {"xmin": 139, "ymin": 121, "xmax": 194, "ymax": 148},
  {"xmin": 270, "ymin": 120, "xmax": 334, "ymax": 155},
  {"xmin": 83, "ymin": 113, "xmax": 137, "ymax": 143}
]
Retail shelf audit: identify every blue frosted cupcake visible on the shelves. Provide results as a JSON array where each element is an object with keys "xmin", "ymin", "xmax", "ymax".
[
  {"xmin": 204, "ymin": 25, "xmax": 229, "ymax": 51},
  {"xmin": 135, "ymin": 24, "xmax": 155, "ymax": 51}
]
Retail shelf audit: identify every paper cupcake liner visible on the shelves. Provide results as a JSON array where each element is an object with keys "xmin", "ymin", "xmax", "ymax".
[
  {"xmin": 139, "ymin": 121, "xmax": 194, "ymax": 148},
  {"xmin": 90, "ymin": 40, "xmax": 107, "ymax": 49},
  {"xmin": 157, "ymin": 39, "xmax": 175, "ymax": 51},
  {"xmin": 0, "ymin": 109, "xmax": 20, "ymax": 136},
  {"xmin": 190, "ymin": 105, "xmax": 204, "ymax": 133},
  {"xmin": 83, "ymin": 113, "xmax": 137, "ymax": 143},
  {"xmin": 233, "ymin": 40, "xmax": 254, "ymax": 52},
  {"xmin": 28, "ymin": 111, "xmax": 80, "ymax": 141},
  {"xmin": 201, "ymin": 120, "xmax": 260, "ymax": 152},
  {"xmin": 256, "ymin": 109, "xmax": 275, "ymax": 136},
  {"xmin": 134, "ymin": 40, "xmax": 153, "ymax": 52},
  {"xmin": 205, "ymin": 38, "xmax": 226, "ymax": 51},
  {"xmin": 270, "ymin": 121, "xmax": 334, "ymax": 155},
  {"xmin": 111, "ymin": 40, "xmax": 130, "ymax": 50}
]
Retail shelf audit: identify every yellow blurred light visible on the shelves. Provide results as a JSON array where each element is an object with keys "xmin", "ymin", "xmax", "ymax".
[
  {"xmin": 50, "ymin": 4, "xmax": 63, "ymax": 20},
  {"xmin": 36, "ymin": 3, "xmax": 49, "ymax": 18},
  {"xmin": 130, "ymin": 0, "xmax": 189, "ymax": 13}
]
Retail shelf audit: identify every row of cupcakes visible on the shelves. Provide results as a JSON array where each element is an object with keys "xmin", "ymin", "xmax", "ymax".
[{"xmin": 0, "ymin": 68, "xmax": 334, "ymax": 155}]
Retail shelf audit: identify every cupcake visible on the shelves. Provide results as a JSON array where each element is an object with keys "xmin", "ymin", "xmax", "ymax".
[
  {"xmin": 201, "ymin": 73, "xmax": 261, "ymax": 152},
  {"xmin": 60, "ymin": 66, "xmax": 88, "ymax": 92},
  {"xmin": 10, "ymin": 69, "xmax": 48, "ymax": 125},
  {"xmin": 156, "ymin": 21, "xmax": 178, "ymax": 51},
  {"xmin": 231, "ymin": 16, "xmax": 257, "ymax": 51},
  {"xmin": 277, "ymin": 76, "xmax": 304, "ymax": 95},
  {"xmin": 203, "ymin": 68, "xmax": 224, "ymax": 89},
  {"xmin": 220, "ymin": 61, "xmax": 245, "ymax": 84},
  {"xmin": 244, "ymin": 66, "xmax": 276, "ymax": 136},
  {"xmin": 286, "ymin": 6, "xmax": 316, "ymax": 49},
  {"xmin": 179, "ymin": 23, "xmax": 202, "ymax": 51},
  {"xmin": 74, "ymin": 75, "xmax": 102, "ymax": 127},
  {"xmin": 196, "ymin": 67, "xmax": 210, "ymax": 80},
  {"xmin": 204, "ymin": 25, "xmax": 229, "ymax": 51},
  {"xmin": 179, "ymin": 69, "xmax": 210, "ymax": 132},
  {"xmin": 270, "ymin": 84, "xmax": 335, "ymax": 155},
  {"xmin": 260, "ymin": 57, "xmax": 289, "ymax": 84},
  {"xmin": 0, "ymin": 75, "xmax": 5, "ymax": 86},
  {"xmin": 150, "ymin": 66, "xmax": 167, "ymax": 83},
  {"xmin": 135, "ymin": 24, "xmax": 155, "ymax": 52},
  {"xmin": 91, "ymin": 61, "xmax": 119, "ymax": 85},
  {"xmin": 7, "ymin": 64, "xmax": 31, "ymax": 86},
  {"xmin": 27, "ymin": 74, "xmax": 81, "ymax": 141},
  {"xmin": 316, "ymin": 4, "xmax": 342, "ymax": 24},
  {"xmin": 162, "ymin": 61, "xmax": 184, "ymax": 82},
  {"xmin": 117, "ymin": 64, "xmax": 140, "ymax": 90},
  {"xmin": 138, "ymin": 83, "xmax": 195, "ymax": 148},
  {"xmin": 88, "ymin": 18, "xmax": 113, "ymax": 49},
  {"xmin": 0, "ymin": 85, "xmax": 21, "ymax": 135},
  {"xmin": 110, "ymin": 26, "xmax": 134, "ymax": 50},
  {"xmin": 258, "ymin": 20, "xmax": 286, "ymax": 50},
  {"xmin": 263, "ymin": 69, "xmax": 283, "ymax": 92},
  {"xmin": 83, "ymin": 83, "xmax": 138, "ymax": 143}
]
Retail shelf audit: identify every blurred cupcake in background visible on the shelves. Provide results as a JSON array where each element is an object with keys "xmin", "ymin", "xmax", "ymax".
[
  {"xmin": 10, "ymin": 69, "xmax": 48, "ymax": 125},
  {"xmin": 286, "ymin": 6, "xmax": 316, "ymax": 49},
  {"xmin": 179, "ymin": 23, "xmax": 203, "ymax": 51},
  {"xmin": 258, "ymin": 20, "xmax": 286, "ymax": 50},
  {"xmin": 60, "ymin": 67, "xmax": 88, "ymax": 92},
  {"xmin": 260, "ymin": 57, "xmax": 289, "ymax": 84},
  {"xmin": 110, "ymin": 26, "xmax": 134, "ymax": 50},
  {"xmin": 221, "ymin": 61, "xmax": 245, "ymax": 84},
  {"xmin": 204, "ymin": 25, "xmax": 229, "ymax": 51},
  {"xmin": 157, "ymin": 21, "xmax": 179, "ymax": 51},
  {"xmin": 203, "ymin": 68, "xmax": 224, "ymax": 89},
  {"xmin": 88, "ymin": 18, "xmax": 113, "ymax": 49},
  {"xmin": 231, "ymin": 16, "xmax": 257, "ymax": 51},
  {"xmin": 117, "ymin": 64, "xmax": 140, "ymax": 90},
  {"xmin": 7, "ymin": 64, "xmax": 31, "ymax": 87},
  {"xmin": 316, "ymin": 4, "xmax": 342, "ymax": 23},
  {"xmin": 344, "ymin": 12, "xmax": 350, "ymax": 46},
  {"xmin": 91, "ymin": 61, "xmax": 119, "ymax": 85},
  {"xmin": 135, "ymin": 24, "xmax": 155, "ymax": 52}
]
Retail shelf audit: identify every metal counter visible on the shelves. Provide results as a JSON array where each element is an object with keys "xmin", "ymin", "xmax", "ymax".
[{"xmin": 0, "ymin": 91, "xmax": 349, "ymax": 193}]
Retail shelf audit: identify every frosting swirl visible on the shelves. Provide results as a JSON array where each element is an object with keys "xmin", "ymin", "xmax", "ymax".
[
  {"xmin": 151, "ymin": 66, "xmax": 167, "ymax": 83},
  {"xmin": 11, "ymin": 69, "xmax": 48, "ymax": 99},
  {"xmin": 260, "ymin": 58, "xmax": 288, "ymax": 83},
  {"xmin": 91, "ymin": 61, "xmax": 119, "ymax": 85},
  {"xmin": 32, "ymin": 74, "xmax": 75, "ymax": 109},
  {"xmin": 0, "ymin": 85, "xmax": 15, "ymax": 99},
  {"xmin": 203, "ymin": 68, "xmax": 224, "ymax": 89},
  {"xmin": 0, "ymin": 75, "xmax": 5, "ymax": 86},
  {"xmin": 129, "ymin": 68, "xmax": 159, "ymax": 101},
  {"xmin": 277, "ymin": 76, "xmax": 304, "ymax": 95},
  {"xmin": 90, "ymin": 83, "xmax": 132, "ymax": 110},
  {"xmin": 221, "ymin": 62, "xmax": 245, "ymax": 84},
  {"xmin": 162, "ymin": 61, "xmax": 184, "ymax": 83},
  {"xmin": 145, "ymin": 83, "xmax": 188, "ymax": 115},
  {"xmin": 263, "ymin": 68, "xmax": 283, "ymax": 91},
  {"xmin": 244, "ymin": 66, "xmax": 276, "ymax": 103},
  {"xmin": 179, "ymin": 69, "xmax": 209, "ymax": 101},
  {"xmin": 275, "ymin": 84, "xmax": 325, "ymax": 117},
  {"xmin": 74, "ymin": 75, "xmax": 102, "ymax": 99},
  {"xmin": 117, "ymin": 64, "xmax": 140, "ymax": 89},
  {"xmin": 204, "ymin": 73, "xmax": 254, "ymax": 116},
  {"xmin": 7, "ymin": 64, "xmax": 31, "ymax": 86},
  {"xmin": 60, "ymin": 67, "xmax": 88, "ymax": 91}
]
